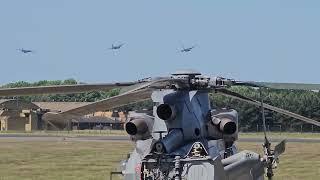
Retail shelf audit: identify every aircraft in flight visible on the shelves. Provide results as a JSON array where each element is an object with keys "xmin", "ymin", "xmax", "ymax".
[
  {"xmin": 179, "ymin": 45, "xmax": 196, "ymax": 52},
  {"xmin": 17, "ymin": 48, "xmax": 34, "ymax": 54},
  {"xmin": 109, "ymin": 43, "xmax": 124, "ymax": 50}
]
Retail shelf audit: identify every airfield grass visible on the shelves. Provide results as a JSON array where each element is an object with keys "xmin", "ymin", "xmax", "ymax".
[
  {"xmin": 0, "ymin": 140, "xmax": 133, "ymax": 180},
  {"xmin": 237, "ymin": 142, "xmax": 320, "ymax": 180},
  {"xmin": 0, "ymin": 140, "xmax": 319, "ymax": 180}
]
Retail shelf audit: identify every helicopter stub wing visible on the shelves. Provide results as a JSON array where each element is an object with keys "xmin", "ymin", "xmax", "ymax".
[
  {"xmin": 0, "ymin": 82, "xmax": 138, "ymax": 97},
  {"xmin": 216, "ymin": 88, "xmax": 320, "ymax": 127}
]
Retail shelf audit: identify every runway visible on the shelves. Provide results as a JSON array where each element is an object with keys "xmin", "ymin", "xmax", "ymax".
[{"xmin": 0, "ymin": 134, "xmax": 320, "ymax": 143}]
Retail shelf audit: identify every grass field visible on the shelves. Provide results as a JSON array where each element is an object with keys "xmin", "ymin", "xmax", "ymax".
[
  {"xmin": 0, "ymin": 139, "xmax": 319, "ymax": 180},
  {"xmin": 236, "ymin": 142, "xmax": 320, "ymax": 180},
  {"xmin": 0, "ymin": 140, "xmax": 132, "ymax": 180}
]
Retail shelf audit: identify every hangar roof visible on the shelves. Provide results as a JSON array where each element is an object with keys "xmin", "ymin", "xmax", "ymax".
[
  {"xmin": 33, "ymin": 102, "xmax": 90, "ymax": 112},
  {"xmin": 0, "ymin": 99, "xmax": 39, "ymax": 110}
]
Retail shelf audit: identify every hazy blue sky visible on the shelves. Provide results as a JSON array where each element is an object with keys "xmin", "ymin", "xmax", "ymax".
[{"xmin": 1, "ymin": 0, "xmax": 320, "ymax": 84}]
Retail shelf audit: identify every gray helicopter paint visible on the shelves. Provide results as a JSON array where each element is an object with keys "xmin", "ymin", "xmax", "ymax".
[
  {"xmin": 118, "ymin": 89, "xmax": 265, "ymax": 179},
  {"xmin": 222, "ymin": 150, "xmax": 265, "ymax": 180},
  {"xmin": 181, "ymin": 156, "xmax": 227, "ymax": 180},
  {"xmin": 122, "ymin": 80, "xmax": 267, "ymax": 179},
  {"xmin": 122, "ymin": 139, "xmax": 154, "ymax": 180},
  {"xmin": 207, "ymin": 139, "xmax": 237, "ymax": 158},
  {"xmin": 151, "ymin": 89, "xmax": 172, "ymax": 138},
  {"xmin": 151, "ymin": 89, "xmax": 211, "ymax": 143},
  {"xmin": 122, "ymin": 89, "xmax": 263, "ymax": 180}
]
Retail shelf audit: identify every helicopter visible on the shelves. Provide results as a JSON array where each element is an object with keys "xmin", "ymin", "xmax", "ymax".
[
  {"xmin": 109, "ymin": 43, "xmax": 125, "ymax": 50},
  {"xmin": 17, "ymin": 48, "xmax": 34, "ymax": 54},
  {"xmin": 0, "ymin": 70, "xmax": 320, "ymax": 180}
]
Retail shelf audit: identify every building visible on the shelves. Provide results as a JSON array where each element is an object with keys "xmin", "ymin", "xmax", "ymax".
[
  {"xmin": 0, "ymin": 99, "xmax": 126, "ymax": 131},
  {"xmin": 72, "ymin": 116, "xmax": 123, "ymax": 130},
  {"xmin": 0, "ymin": 99, "xmax": 40, "ymax": 131}
]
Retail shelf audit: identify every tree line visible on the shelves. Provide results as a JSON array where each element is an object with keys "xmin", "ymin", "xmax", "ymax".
[
  {"xmin": 2, "ymin": 80, "xmax": 320, "ymax": 132},
  {"xmin": 210, "ymin": 87, "xmax": 320, "ymax": 132}
]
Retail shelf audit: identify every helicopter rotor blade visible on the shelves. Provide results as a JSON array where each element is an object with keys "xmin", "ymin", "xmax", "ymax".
[
  {"xmin": 233, "ymin": 81, "xmax": 320, "ymax": 91},
  {"xmin": 255, "ymin": 82, "xmax": 320, "ymax": 91},
  {"xmin": 43, "ymin": 88, "xmax": 152, "ymax": 123},
  {"xmin": 215, "ymin": 88, "xmax": 320, "ymax": 127},
  {"xmin": 258, "ymin": 87, "xmax": 268, "ymax": 141},
  {"xmin": 0, "ymin": 82, "xmax": 139, "ymax": 97},
  {"xmin": 41, "ymin": 78, "xmax": 176, "ymax": 123},
  {"xmin": 62, "ymin": 88, "xmax": 151, "ymax": 116}
]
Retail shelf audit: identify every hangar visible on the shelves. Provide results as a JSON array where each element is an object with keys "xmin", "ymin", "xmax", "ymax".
[
  {"xmin": 0, "ymin": 100, "xmax": 126, "ymax": 131},
  {"xmin": 0, "ymin": 99, "xmax": 40, "ymax": 131}
]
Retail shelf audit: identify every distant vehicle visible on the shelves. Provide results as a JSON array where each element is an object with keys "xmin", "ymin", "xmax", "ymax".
[
  {"xmin": 109, "ymin": 43, "xmax": 124, "ymax": 50},
  {"xmin": 180, "ymin": 45, "xmax": 195, "ymax": 52},
  {"xmin": 17, "ymin": 48, "xmax": 34, "ymax": 54}
]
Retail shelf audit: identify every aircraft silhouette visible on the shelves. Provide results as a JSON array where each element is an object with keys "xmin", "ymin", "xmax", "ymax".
[
  {"xmin": 109, "ymin": 43, "xmax": 124, "ymax": 50},
  {"xmin": 180, "ymin": 45, "xmax": 195, "ymax": 52},
  {"xmin": 17, "ymin": 48, "xmax": 34, "ymax": 54}
]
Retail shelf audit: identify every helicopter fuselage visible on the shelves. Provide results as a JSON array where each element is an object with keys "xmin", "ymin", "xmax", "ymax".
[{"xmin": 121, "ymin": 89, "xmax": 265, "ymax": 180}]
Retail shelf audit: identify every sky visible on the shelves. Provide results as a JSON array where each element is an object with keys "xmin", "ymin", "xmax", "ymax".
[{"xmin": 0, "ymin": 0, "xmax": 320, "ymax": 84}]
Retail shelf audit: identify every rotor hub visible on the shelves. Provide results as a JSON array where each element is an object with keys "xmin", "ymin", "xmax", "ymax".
[{"xmin": 171, "ymin": 69, "xmax": 201, "ymax": 76}]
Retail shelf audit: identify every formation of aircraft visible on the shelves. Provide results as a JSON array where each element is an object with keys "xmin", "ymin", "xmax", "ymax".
[{"xmin": 17, "ymin": 43, "xmax": 198, "ymax": 55}]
